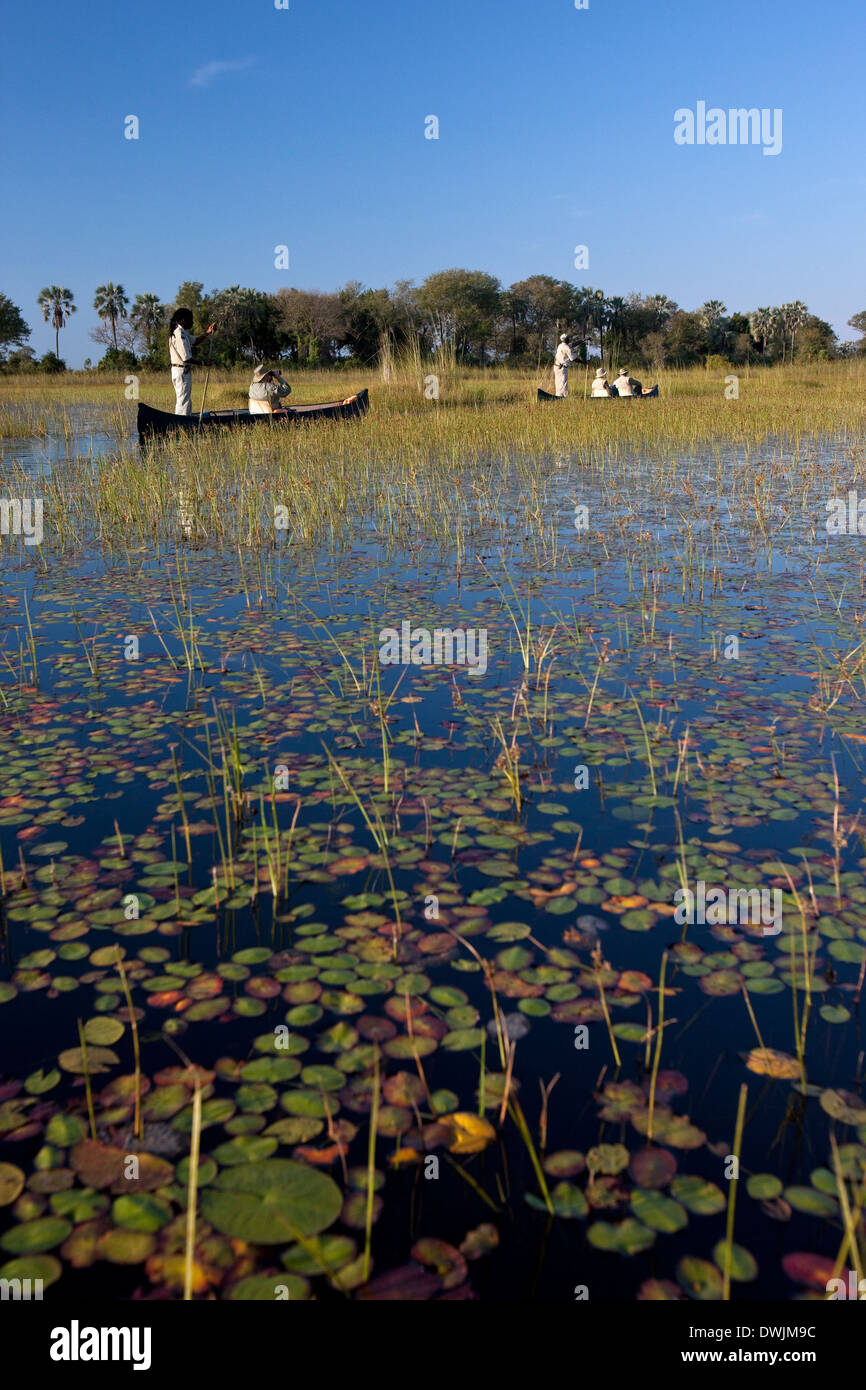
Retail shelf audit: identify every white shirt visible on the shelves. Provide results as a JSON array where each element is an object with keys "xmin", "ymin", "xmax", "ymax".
[
  {"xmin": 591, "ymin": 378, "xmax": 610, "ymax": 397},
  {"xmin": 169, "ymin": 326, "xmax": 194, "ymax": 368},
  {"xmin": 614, "ymin": 374, "xmax": 633, "ymax": 396},
  {"xmin": 554, "ymin": 342, "xmax": 575, "ymax": 367}
]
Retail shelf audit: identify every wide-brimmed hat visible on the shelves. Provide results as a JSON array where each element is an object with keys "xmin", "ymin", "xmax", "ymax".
[
  {"xmin": 559, "ymin": 334, "xmax": 569, "ymax": 342},
  {"xmin": 253, "ymin": 365, "xmax": 275, "ymax": 383},
  {"xmin": 595, "ymin": 368, "xmax": 607, "ymax": 377},
  {"xmin": 616, "ymin": 367, "xmax": 629, "ymax": 375}
]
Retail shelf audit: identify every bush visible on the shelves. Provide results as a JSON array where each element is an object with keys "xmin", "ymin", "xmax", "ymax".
[
  {"xmin": 39, "ymin": 352, "xmax": 67, "ymax": 373},
  {"xmin": 97, "ymin": 347, "xmax": 137, "ymax": 372}
]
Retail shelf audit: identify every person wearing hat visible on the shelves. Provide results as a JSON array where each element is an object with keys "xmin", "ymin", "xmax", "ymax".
[
  {"xmin": 553, "ymin": 334, "xmax": 577, "ymax": 398},
  {"xmin": 613, "ymin": 367, "xmax": 643, "ymax": 398},
  {"xmin": 591, "ymin": 367, "xmax": 612, "ymax": 398},
  {"xmin": 248, "ymin": 365, "xmax": 292, "ymax": 415}
]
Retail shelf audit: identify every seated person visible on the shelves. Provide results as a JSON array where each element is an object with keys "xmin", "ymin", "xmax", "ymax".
[
  {"xmin": 613, "ymin": 367, "xmax": 643, "ymax": 397},
  {"xmin": 591, "ymin": 367, "xmax": 612, "ymax": 397},
  {"xmin": 249, "ymin": 365, "xmax": 292, "ymax": 414}
]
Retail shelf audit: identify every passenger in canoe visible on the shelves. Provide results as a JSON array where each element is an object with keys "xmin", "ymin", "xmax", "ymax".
[
  {"xmin": 612, "ymin": 367, "xmax": 643, "ymax": 398},
  {"xmin": 591, "ymin": 367, "xmax": 613, "ymax": 398},
  {"xmin": 553, "ymin": 334, "xmax": 577, "ymax": 397},
  {"xmin": 168, "ymin": 309, "xmax": 215, "ymax": 415},
  {"xmin": 248, "ymin": 365, "xmax": 292, "ymax": 415}
]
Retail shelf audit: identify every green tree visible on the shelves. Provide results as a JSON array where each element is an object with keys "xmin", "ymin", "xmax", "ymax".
[
  {"xmin": 417, "ymin": 269, "xmax": 501, "ymax": 362},
  {"xmin": 0, "ymin": 294, "xmax": 30, "ymax": 359},
  {"xmin": 37, "ymin": 286, "xmax": 76, "ymax": 357},
  {"xmin": 506, "ymin": 276, "xmax": 576, "ymax": 364},
  {"xmin": 93, "ymin": 283, "xmax": 129, "ymax": 350}
]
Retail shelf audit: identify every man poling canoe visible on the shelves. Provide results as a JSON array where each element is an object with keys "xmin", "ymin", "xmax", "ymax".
[
  {"xmin": 553, "ymin": 334, "xmax": 577, "ymax": 397},
  {"xmin": 168, "ymin": 308, "xmax": 216, "ymax": 416}
]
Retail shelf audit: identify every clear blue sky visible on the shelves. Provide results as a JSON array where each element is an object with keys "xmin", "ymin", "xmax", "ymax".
[{"xmin": 2, "ymin": 0, "xmax": 863, "ymax": 365}]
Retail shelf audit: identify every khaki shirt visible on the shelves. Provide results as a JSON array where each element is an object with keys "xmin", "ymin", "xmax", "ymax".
[{"xmin": 169, "ymin": 326, "xmax": 194, "ymax": 368}]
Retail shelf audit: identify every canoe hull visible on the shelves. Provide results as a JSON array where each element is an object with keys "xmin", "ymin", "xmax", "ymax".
[
  {"xmin": 138, "ymin": 389, "xmax": 369, "ymax": 444},
  {"xmin": 537, "ymin": 386, "xmax": 659, "ymax": 401}
]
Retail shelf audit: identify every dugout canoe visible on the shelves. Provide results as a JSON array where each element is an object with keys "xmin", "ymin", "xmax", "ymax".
[
  {"xmin": 537, "ymin": 386, "xmax": 659, "ymax": 401},
  {"xmin": 138, "ymin": 389, "xmax": 369, "ymax": 444}
]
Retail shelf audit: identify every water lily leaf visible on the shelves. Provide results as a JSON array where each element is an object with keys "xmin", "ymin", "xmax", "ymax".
[
  {"xmin": 782, "ymin": 1251, "xmax": 839, "ymax": 1289},
  {"xmin": 412, "ymin": 1238, "xmax": 468, "ymax": 1288},
  {"xmin": 58, "ymin": 1046, "xmax": 119, "ymax": 1075},
  {"xmin": 743, "ymin": 1048, "xmax": 802, "ymax": 1079},
  {"xmin": 24, "ymin": 1068, "xmax": 61, "ymax": 1095},
  {"xmin": 713, "ymin": 1240, "xmax": 758, "ymax": 1281},
  {"xmin": 200, "ymin": 1159, "xmax": 342, "ymax": 1242},
  {"xmin": 670, "ymin": 1175, "xmax": 727, "ymax": 1215},
  {"xmin": 746, "ymin": 1173, "xmax": 783, "ymax": 1200},
  {"xmin": 281, "ymin": 1234, "xmax": 357, "ymax": 1274},
  {"xmin": 0, "ymin": 1216, "xmax": 72, "ymax": 1254},
  {"xmin": 111, "ymin": 1193, "xmax": 173, "ymax": 1232},
  {"xmin": 543, "ymin": 1150, "xmax": 585, "ymax": 1179},
  {"xmin": 586, "ymin": 1143, "xmax": 630, "ymax": 1176},
  {"xmin": 441, "ymin": 1028, "xmax": 485, "ymax": 1051},
  {"xmin": 587, "ymin": 1218, "xmax": 655, "ymax": 1255},
  {"xmin": 550, "ymin": 1182, "xmax": 589, "ymax": 1219},
  {"xmin": 0, "ymin": 1163, "xmax": 26, "ymax": 1206},
  {"xmin": 783, "ymin": 1186, "xmax": 838, "ymax": 1217},
  {"xmin": 460, "ymin": 1223, "xmax": 499, "ymax": 1260},
  {"xmin": 83, "ymin": 1016, "xmax": 125, "ymax": 1045},
  {"xmin": 210, "ymin": 1136, "xmax": 278, "ymax": 1166},
  {"xmin": 630, "ymin": 1189, "xmax": 688, "ymax": 1232},
  {"xmin": 0, "ymin": 1253, "xmax": 62, "ymax": 1288},
  {"xmin": 677, "ymin": 1256, "xmax": 724, "ymax": 1300},
  {"xmin": 440, "ymin": 1112, "xmax": 496, "ymax": 1155},
  {"xmin": 95, "ymin": 1228, "xmax": 156, "ymax": 1264},
  {"xmin": 819, "ymin": 1089, "xmax": 866, "ymax": 1126},
  {"xmin": 628, "ymin": 1147, "xmax": 676, "ymax": 1188}
]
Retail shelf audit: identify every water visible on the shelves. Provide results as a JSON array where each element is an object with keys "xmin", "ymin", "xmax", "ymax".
[{"xmin": 0, "ymin": 418, "xmax": 864, "ymax": 1301}]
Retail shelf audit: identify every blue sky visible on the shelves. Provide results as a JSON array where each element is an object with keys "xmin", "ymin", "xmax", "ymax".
[{"xmin": 1, "ymin": 0, "xmax": 863, "ymax": 365}]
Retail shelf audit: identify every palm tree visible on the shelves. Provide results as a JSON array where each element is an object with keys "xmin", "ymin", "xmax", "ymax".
[
  {"xmin": 698, "ymin": 300, "xmax": 727, "ymax": 351},
  {"xmin": 784, "ymin": 300, "xmax": 808, "ymax": 361},
  {"xmin": 748, "ymin": 307, "xmax": 775, "ymax": 358},
  {"xmin": 129, "ymin": 293, "xmax": 165, "ymax": 353},
  {"xmin": 93, "ymin": 283, "xmax": 129, "ymax": 350},
  {"xmin": 37, "ymin": 286, "xmax": 76, "ymax": 357}
]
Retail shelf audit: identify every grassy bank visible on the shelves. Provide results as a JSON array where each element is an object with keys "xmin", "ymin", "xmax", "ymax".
[{"xmin": 1, "ymin": 361, "xmax": 865, "ymax": 454}]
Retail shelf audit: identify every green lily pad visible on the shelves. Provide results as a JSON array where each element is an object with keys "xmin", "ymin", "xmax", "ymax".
[
  {"xmin": 0, "ymin": 1216, "xmax": 72, "ymax": 1254},
  {"xmin": 713, "ymin": 1240, "xmax": 758, "ymax": 1281},
  {"xmin": 630, "ymin": 1189, "xmax": 688, "ymax": 1232},
  {"xmin": 670, "ymin": 1175, "xmax": 727, "ymax": 1215},
  {"xmin": 677, "ymin": 1255, "xmax": 724, "ymax": 1300},
  {"xmin": 111, "ymin": 1193, "xmax": 173, "ymax": 1232},
  {"xmin": 587, "ymin": 1218, "xmax": 655, "ymax": 1255},
  {"xmin": 201, "ymin": 1159, "xmax": 342, "ymax": 1243}
]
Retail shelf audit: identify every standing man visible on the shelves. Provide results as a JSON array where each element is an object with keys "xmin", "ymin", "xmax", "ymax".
[
  {"xmin": 168, "ymin": 308, "xmax": 215, "ymax": 415},
  {"xmin": 554, "ymin": 333, "xmax": 577, "ymax": 397}
]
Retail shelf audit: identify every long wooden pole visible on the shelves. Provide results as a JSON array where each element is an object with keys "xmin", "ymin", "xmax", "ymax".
[{"xmin": 197, "ymin": 324, "xmax": 216, "ymax": 427}]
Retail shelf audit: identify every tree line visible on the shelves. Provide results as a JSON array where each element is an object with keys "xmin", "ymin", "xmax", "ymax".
[{"xmin": 1, "ymin": 273, "xmax": 863, "ymax": 373}]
